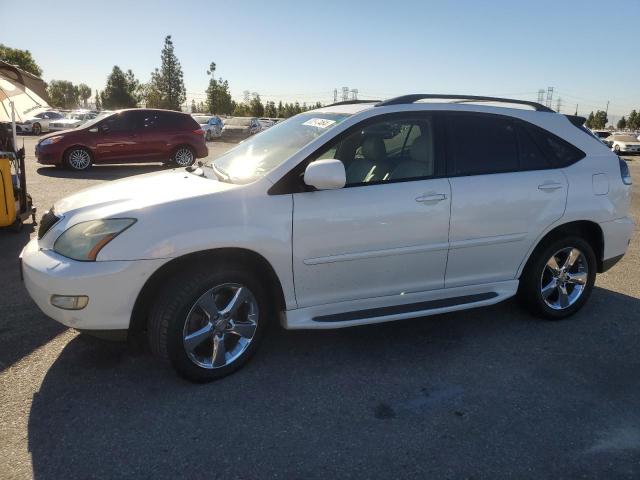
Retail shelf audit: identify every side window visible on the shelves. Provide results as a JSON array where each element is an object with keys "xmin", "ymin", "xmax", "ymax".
[
  {"xmin": 138, "ymin": 112, "xmax": 161, "ymax": 130},
  {"xmin": 525, "ymin": 124, "xmax": 585, "ymax": 167},
  {"xmin": 516, "ymin": 124, "xmax": 551, "ymax": 170},
  {"xmin": 313, "ymin": 116, "xmax": 437, "ymax": 186},
  {"xmin": 102, "ymin": 112, "xmax": 135, "ymax": 132},
  {"xmin": 447, "ymin": 114, "xmax": 518, "ymax": 176}
]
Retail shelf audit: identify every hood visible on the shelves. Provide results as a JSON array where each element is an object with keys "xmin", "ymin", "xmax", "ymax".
[
  {"xmin": 54, "ymin": 169, "xmax": 236, "ymax": 219},
  {"xmin": 38, "ymin": 128, "xmax": 83, "ymax": 142}
]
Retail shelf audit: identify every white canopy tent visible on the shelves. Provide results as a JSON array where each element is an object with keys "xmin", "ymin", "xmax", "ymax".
[{"xmin": 0, "ymin": 61, "xmax": 50, "ymax": 151}]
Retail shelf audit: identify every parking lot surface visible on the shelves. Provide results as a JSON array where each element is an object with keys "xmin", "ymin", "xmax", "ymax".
[{"xmin": 1, "ymin": 136, "xmax": 639, "ymax": 479}]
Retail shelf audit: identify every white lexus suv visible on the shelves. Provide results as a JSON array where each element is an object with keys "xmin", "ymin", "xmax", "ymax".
[{"xmin": 21, "ymin": 94, "xmax": 635, "ymax": 382}]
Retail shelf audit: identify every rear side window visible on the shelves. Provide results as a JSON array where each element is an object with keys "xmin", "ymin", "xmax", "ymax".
[
  {"xmin": 162, "ymin": 112, "xmax": 199, "ymax": 130},
  {"xmin": 516, "ymin": 124, "xmax": 551, "ymax": 170},
  {"xmin": 447, "ymin": 114, "xmax": 518, "ymax": 175},
  {"xmin": 524, "ymin": 124, "xmax": 585, "ymax": 167}
]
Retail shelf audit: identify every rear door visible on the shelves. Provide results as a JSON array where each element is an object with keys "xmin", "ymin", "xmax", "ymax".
[
  {"xmin": 133, "ymin": 110, "xmax": 166, "ymax": 160},
  {"xmin": 444, "ymin": 112, "xmax": 568, "ymax": 287}
]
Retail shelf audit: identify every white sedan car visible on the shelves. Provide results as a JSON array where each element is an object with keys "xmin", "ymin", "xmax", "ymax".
[
  {"xmin": 609, "ymin": 134, "xmax": 640, "ymax": 154},
  {"xmin": 49, "ymin": 112, "xmax": 97, "ymax": 131},
  {"xmin": 21, "ymin": 95, "xmax": 635, "ymax": 382},
  {"xmin": 17, "ymin": 110, "xmax": 64, "ymax": 135}
]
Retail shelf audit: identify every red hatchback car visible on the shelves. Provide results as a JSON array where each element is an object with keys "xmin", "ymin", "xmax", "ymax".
[{"xmin": 35, "ymin": 109, "xmax": 208, "ymax": 171}]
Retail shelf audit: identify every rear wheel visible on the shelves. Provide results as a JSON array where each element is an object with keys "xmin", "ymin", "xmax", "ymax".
[
  {"xmin": 148, "ymin": 265, "xmax": 270, "ymax": 382},
  {"xmin": 518, "ymin": 236, "xmax": 596, "ymax": 319},
  {"xmin": 64, "ymin": 147, "xmax": 92, "ymax": 171},
  {"xmin": 614, "ymin": 144, "xmax": 621, "ymax": 153},
  {"xmin": 32, "ymin": 123, "xmax": 41, "ymax": 136},
  {"xmin": 205, "ymin": 130, "xmax": 213, "ymax": 141},
  {"xmin": 171, "ymin": 146, "xmax": 195, "ymax": 167}
]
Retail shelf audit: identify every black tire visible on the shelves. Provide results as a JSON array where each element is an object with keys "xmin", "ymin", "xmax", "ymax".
[
  {"xmin": 148, "ymin": 264, "xmax": 270, "ymax": 382},
  {"xmin": 205, "ymin": 130, "xmax": 213, "ymax": 141},
  {"xmin": 32, "ymin": 123, "xmax": 41, "ymax": 136},
  {"xmin": 64, "ymin": 147, "xmax": 92, "ymax": 171},
  {"xmin": 614, "ymin": 144, "xmax": 620, "ymax": 153},
  {"xmin": 170, "ymin": 145, "xmax": 196, "ymax": 167},
  {"xmin": 517, "ymin": 236, "xmax": 597, "ymax": 319}
]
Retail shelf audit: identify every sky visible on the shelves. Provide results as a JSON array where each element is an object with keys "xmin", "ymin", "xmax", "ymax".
[{"xmin": 1, "ymin": 0, "xmax": 639, "ymax": 119}]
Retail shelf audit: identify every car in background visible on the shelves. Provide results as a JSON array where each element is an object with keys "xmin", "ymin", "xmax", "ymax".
[
  {"xmin": 16, "ymin": 110, "xmax": 64, "ymax": 135},
  {"xmin": 221, "ymin": 116, "xmax": 261, "ymax": 141},
  {"xmin": 609, "ymin": 134, "xmax": 640, "ymax": 154},
  {"xmin": 591, "ymin": 129, "xmax": 614, "ymax": 147},
  {"xmin": 35, "ymin": 108, "xmax": 208, "ymax": 171},
  {"xmin": 258, "ymin": 117, "xmax": 275, "ymax": 129},
  {"xmin": 193, "ymin": 114, "xmax": 224, "ymax": 141},
  {"xmin": 49, "ymin": 111, "xmax": 98, "ymax": 131}
]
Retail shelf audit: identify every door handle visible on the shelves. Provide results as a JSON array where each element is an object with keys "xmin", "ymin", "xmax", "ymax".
[
  {"xmin": 415, "ymin": 193, "xmax": 447, "ymax": 203},
  {"xmin": 538, "ymin": 183, "xmax": 563, "ymax": 191}
]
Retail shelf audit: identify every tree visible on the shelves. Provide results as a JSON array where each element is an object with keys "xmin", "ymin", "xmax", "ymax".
[
  {"xmin": 0, "ymin": 44, "xmax": 42, "ymax": 76},
  {"xmin": 628, "ymin": 110, "xmax": 639, "ymax": 130},
  {"xmin": 146, "ymin": 35, "xmax": 186, "ymax": 111},
  {"xmin": 617, "ymin": 116, "xmax": 627, "ymax": 130},
  {"xmin": 205, "ymin": 62, "xmax": 234, "ymax": 115},
  {"xmin": 233, "ymin": 102, "xmax": 249, "ymax": 116},
  {"xmin": 249, "ymin": 94, "xmax": 264, "ymax": 117},
  {"xmin": 593, "ymin": 110, "xmax": 608, "ymax": 129},
  {"xmin": 585, "ymin": 111, "xmax": 595, "ymax": 129},
  {"xmin": 264, "ymin": 101, "xmax": 277, "ymax": 118},
  {"xmin": 100, "ymin": 66, "xmax": 139, "ymax": 109},
  {"xmin": 191, "ymin": 99, "xmax": 197, "ymax": 113},
  {"xmin": 77, "ymin": 83, "xmax": 92, "ymax": 108},
  {"xmin": 95, "ymin": 90, "xmax": 102, "ymax": 110},
  {"xmin": 47, "ymin": 80, "xmax": 79, "ymax": 109},
  {"xmin": 276, "ymin": 101, "xmax": 284, "ymax": 118}
]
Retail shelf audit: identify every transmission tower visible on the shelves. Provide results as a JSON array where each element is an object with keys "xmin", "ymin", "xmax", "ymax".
[
  {"xmin": 333, "ymin": 88, "xmax": 338, "ymax": 103},
  {"xmin": 537, "ymin": 89, "xmax": 545, "ymax": 103},
  {"xmin": 350, "ymin": 89, "xmax": 358, "ymax": 100},
  {"xmin": 341, "ymin": 87, "xmax": 350, "ymax": 102},
  {"xmin": 545, "ymin": 87, "xmax": 554, "ymax": 108},
  {"xmin": 556, "ymin": 97, "xmax": 562, "ymax": 113}
]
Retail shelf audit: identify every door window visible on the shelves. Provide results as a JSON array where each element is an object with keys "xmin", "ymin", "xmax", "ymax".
[
  {"xmin": 314, "ymin": 116, "xmax": 437, "ymax": 186},
  {"xmin": 102, "ymin": 112, "xmax": 135, "ymax": 132},
  {"xmin": 447, "ymin": 114, "xmax": 518, "ymax": 176}
]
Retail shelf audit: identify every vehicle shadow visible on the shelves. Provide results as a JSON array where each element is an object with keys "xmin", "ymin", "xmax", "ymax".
[
  {"xmin": 36, "ymin": 163, "xmax": 172, "ymax": 181},
  {"xmin": 26, "ymin": 287, "xmax": 640, "ymax": 478},
  {"xmin": 0, "ymin": 223, "xmax": 66, "ymax": 370}
]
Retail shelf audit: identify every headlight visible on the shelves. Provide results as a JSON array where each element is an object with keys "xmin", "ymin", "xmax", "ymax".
[
  {"xmin": 54, "ymin": 218, "xmax": 136, "ymax": 261},
  {"xmin": 40, "ymin": 136, "xmax": 64, "ymax": 146}
]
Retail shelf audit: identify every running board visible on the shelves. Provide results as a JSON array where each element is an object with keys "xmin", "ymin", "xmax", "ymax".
[{"xmin": 313, "ymin": 292, "xmax": 498, "ymax": 323}]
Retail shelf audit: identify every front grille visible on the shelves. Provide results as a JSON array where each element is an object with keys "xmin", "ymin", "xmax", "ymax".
[{"xmin": 38, "ymin": 209, "xmax": 60, "ymax": 239}]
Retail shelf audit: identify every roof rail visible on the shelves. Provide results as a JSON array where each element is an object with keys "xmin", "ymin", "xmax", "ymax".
[
  {"xmin": 375, "ymin": 94, "xmax": 554, "ymax": 113},
  {"xmin": 323, "ymin": 99, "xmax": 381, "ymax": 107}
]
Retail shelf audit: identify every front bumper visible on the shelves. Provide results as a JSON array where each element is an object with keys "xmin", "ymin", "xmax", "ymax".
[
  {"xmin": 20, "ymin": 238, "xmax": 167, "ymax": 330},
  {"xmin": 35, "ymin": 143, "xmax": 64, "ymax": 165}
]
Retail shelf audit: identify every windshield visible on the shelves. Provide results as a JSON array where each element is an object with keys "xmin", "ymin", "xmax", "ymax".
[
  {"xmin": 209, "ymin": 112, "xmax": 350, "ymax": 184},
  {"xmin": 193, "ymin": 116, "xmax": 211, "ymax": 124},
  {"xmin": 225, "ymin": 117, "xmax": 252, "ymax": 126}
]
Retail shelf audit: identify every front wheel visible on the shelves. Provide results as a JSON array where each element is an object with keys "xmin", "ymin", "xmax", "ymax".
[
  {"xmin": 171, "ymin": 146, "xmax": 196, "ymax": 167},
  {"xmin": 64, "ymin": 147, "xmax": 92, "ymax": 171},
  {"xmin": 614, "ymin": 144, "xmax": 621, "ymax": 153},
  {"xmin": 32, "ymin": 123, "xmax": 42, "ymax": 136},
  {"xmin": 148, "ymin": 265, "xmax": 270, "ymax": 382},
  {"xmin": 518, "ymin": 236, "xmax": 597, "ymax": 319}
]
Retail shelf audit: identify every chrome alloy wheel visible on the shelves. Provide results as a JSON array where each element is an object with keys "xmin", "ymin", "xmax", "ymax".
[
  {"xmin": 174, "ymin": 147, "xmax": 194, "ymax": 166},
  {"xmin": 540, "ymin": 247, "xmax": 588, "ymax": 310},
  {"xmin": 182, "ymin": 283, "xmax": 259, "ymax": 369},
  {"xmin": 68, "ymin": 149, "xmax": 91, "ymax": 170}
]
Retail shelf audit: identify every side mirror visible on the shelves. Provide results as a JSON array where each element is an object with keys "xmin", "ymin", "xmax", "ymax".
[{"xmin": 303, "ymin": 159, "xmax": 346, "ymax": 190}]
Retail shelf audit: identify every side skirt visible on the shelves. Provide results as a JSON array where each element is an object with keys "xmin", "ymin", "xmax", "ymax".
[{"xmin": 281, "ymin": 280, "xmax": 518, "ymax": 330}]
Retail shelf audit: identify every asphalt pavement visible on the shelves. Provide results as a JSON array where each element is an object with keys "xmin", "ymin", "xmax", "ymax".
[{"xmin": 1, "ymin": 136, "xmax": 639, "ymax": 479}]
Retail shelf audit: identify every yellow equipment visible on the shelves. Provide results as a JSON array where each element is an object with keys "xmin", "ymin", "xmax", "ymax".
[{"xmin": 0, "ymin": 146, "xmax": 35, "ymax": 231}]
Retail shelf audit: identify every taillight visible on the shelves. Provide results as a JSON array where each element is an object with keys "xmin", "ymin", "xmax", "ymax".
[
  {"xmin": 193, "ymin": 129, "xmax": 204, "ymax": 135},
  {"xmin": 619, "ymin": 157, "xmax": 632, "ymax": 185}
]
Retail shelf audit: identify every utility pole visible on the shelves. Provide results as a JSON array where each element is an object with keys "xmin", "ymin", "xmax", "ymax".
[
  {"xmin": 605, "ymin": 100, "xmax": 609, "ymax": 115},
  {"xmin": 545, "ymin": 87, "xmax": 554, "ymax": 109},
  {"xmin": 556, "ymin": 97, "xmax": 562, "ymax": 113},
  {"xmin": 575, "ymin": 104, "xmax": 578, "ymax": 115},
  {"xmin": 333, "ymin": 88, "xmax": 338, "ymax": 103}
]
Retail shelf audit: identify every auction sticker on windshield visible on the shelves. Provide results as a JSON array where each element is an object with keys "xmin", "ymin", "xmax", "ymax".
[{"xmin": 302, "ymin": 118, "xmax": 336, "ymax": 129}]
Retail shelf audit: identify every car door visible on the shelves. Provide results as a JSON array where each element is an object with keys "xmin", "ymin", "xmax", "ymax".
[
  {"xmin": 94, "ymin": 111, "xmax": 139, "ymax": 162},
  {"xmin": 444, "ymin": 112, "xmax": 568, "ymax": 287},
  {"xmin": 292, "ymin": 113, "xmax": 451, "ymax": 308},
  {"xmin": 133, "ymin": 110, "xmax": 166, "ymax": 160}
]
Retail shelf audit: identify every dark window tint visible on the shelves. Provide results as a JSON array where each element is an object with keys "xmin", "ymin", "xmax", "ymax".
[
  {"xmin": 516, "ymin": 124, "xmax": 551, "ymax": 170},
  {"xmin": 102, "ymin": 112, "xmax": 135, "ymax": 132},
  {"xmin": 525, "ymin": 124, "xmax": 585, "ymax": 167},
  {"xmin": 160, "ymin": 112, "xmax": 199, "ymax": 130},
  {"xmin": 137, "ymin": 111, "xmax": 161, "ymax": 130},
  {"xmin": 447, "ymin": 114, "xmax": 518, "ymax": 175}
]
